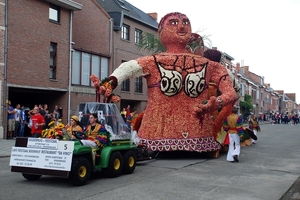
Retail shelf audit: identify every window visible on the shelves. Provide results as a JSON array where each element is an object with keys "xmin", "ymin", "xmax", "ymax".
[
  {"xmin": 50, "ymin": 42, "xmax": 57, "ymax": 79},
  {"xmin": 241, "ymin": 84, "xmax": 245, "ymax": 96},
  {"xmin": 121, "ymin": 79, "xmax": 130, "ymax": 91},
  {"xmin": 49, "ymin": 4, "xmax": 60, "ymax": 23},
  {"xmin": 134, "ymin": 77, "xmax": 143, "ymax": 93},
  {"xmin": 121, "ymin": 24, "xmax": 130, "ymax": 40},
  {"xmin": 135, "ymin": 29, "xmax": 142, "ymax": 44},
  {"xmin": 116, "ymin": 0, "xmax": 129, "ymax": 10},
  {"xmin": 71, "ymin": 51, "xmax": 109, "ymax": 86},
  {"xmin": 81, "ymin": 53, "xmax": 91, "ymax": 86},
  {"xmin": 248, "ymin": 85, "xmax": 252, "ymax": 95}
]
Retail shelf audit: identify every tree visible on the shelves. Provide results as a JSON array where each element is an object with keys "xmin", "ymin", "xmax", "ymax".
[
  {"xmin": 239, "ymin": 94, "xmax": 253, "ymax": 121},
  {"xmin": 137, "ymin": 31, "xmax": 212, "ymax": 54},
  {"xmin": 137, "ymin": 32, "xmax": 165, "ymax": 53}
]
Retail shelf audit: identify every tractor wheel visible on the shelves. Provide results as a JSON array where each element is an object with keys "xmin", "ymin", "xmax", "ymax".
[
  {"xmin": 69, "ymin": 157, "xmax": 91, "ymax": 186},
  {"xmin": 102, "ymin": 151, "xmax": 123, "ymax": 178},
  {"xmin": 122, "ymin": 150, "xmax": 136, "ymax": 174},
  {"xmin": 22, "ymin": 173, "xmax": 42, "ymax": 181}
]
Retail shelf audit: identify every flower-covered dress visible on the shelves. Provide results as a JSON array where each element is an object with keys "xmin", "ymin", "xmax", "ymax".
[{"xmin": 110, "ymin": 53, "xmax": 236, "ymax": 153}]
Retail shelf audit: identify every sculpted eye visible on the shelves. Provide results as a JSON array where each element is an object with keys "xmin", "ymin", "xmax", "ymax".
[
  {"xmin": 169, "ymin": 19, "xmax": 179, "ymax": 25},
  {"xmin": 183, "ymin": 19, "xmax": 190, "ymax": 25}
]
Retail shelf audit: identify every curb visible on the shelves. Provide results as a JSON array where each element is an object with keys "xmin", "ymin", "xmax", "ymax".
[{"xmin": 279, "ymin": 175, "xmax": 300, "ymax": 200}]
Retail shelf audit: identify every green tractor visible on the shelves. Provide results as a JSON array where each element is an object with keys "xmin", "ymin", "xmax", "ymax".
[{"xmin": 10, "ymin": 103, "xmax": 150, "ymax": 186}]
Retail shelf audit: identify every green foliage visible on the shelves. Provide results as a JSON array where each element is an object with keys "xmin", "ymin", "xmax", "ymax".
[
  {"xmin": 136, "ymin": 31, "xmax": 213, "ymax": 54},
  {"xmin": 239, "ymin": 94, "xmax": 253, "ymax": 118},
  {"xmin": 137, "ymin": 32, "xmax": 165, "ymax": 53},
  {"xmin": 244, "ymin": 94, "xmax": 252, "ymax": 103}
]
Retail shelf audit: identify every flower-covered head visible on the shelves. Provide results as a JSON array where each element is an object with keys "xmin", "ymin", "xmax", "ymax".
[{"xmin": 158, "ymin": 12, "xmax": 192, "ymax": 53}]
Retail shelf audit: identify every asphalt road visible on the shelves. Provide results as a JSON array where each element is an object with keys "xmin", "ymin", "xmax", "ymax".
[{"xmin": 0, "ymin": 123, "xmax": 299, "ymax": 200}]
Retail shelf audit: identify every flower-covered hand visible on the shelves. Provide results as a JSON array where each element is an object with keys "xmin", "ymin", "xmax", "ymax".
[
  {"xmin": 194, "ymin": 96, "xmax": 223, "ymax": 115},
  {"xmin": 90, "ymin": 75, "xmax": 120, "ymax": 103},
  {"xmin": 90, "ymin": 74, "xmax": 101, "ymax": 90},
  {"xmin": 99, "ymin": 85, "xmax": 106, "ymax": 95},
  {"xmin": 111, "ymin": 95, "xmax": 121, "ymax": 103},
  {"xmin": 105, "ymin": 88, "xmax": 112, "ymax": 98}
]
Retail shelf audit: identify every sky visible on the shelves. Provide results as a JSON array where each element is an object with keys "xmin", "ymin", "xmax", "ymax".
[{"xmin": 126, "ymin": 0, "xmax": 300, "ymax": 103}]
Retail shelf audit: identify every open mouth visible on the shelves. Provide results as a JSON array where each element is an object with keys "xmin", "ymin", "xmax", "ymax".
[{"xmin": 177, "ymin": 32, "xmax": 187, "ymax": 36}]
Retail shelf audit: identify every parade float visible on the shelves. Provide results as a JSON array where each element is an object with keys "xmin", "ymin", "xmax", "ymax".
[{"xmin": 92, "ymin": 12, "xmax": 239, "ymax": 157}]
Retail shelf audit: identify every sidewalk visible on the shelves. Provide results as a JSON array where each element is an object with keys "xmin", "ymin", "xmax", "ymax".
[{"xmin": 0, "ymin": 139, "xmax": 15, "ymax": 157}]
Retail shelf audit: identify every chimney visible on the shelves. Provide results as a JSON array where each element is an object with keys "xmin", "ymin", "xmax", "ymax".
[
  {"xmin": 148, "ymin": 13, "xmax": 158, "ymax": 21},
  {"xmin": 244, "ymin": 66, "xmax": 249, "ymax": 74},
  {"xmin": 236, "ymin": 63, "xmax": 240, "ymax": 73}
]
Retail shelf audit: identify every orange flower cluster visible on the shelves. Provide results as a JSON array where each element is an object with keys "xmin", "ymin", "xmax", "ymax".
[{"xmin": 90, "ymin": 75, "xmax": 120, "ymax": 103}]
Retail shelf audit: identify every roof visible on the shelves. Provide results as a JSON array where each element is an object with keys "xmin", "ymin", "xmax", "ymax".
[
  {"xmin": 45, "ymin": 0, "xmax": 83, "ymax": 10},
  {"xmin": 96, "ymin": 0, "xmax": 158, "ymax": 31}
]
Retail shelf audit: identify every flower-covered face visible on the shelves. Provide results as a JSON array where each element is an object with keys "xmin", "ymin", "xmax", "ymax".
[{"xmin": 159, "ymin": 12, "xmax": 192, "ymax": 52}]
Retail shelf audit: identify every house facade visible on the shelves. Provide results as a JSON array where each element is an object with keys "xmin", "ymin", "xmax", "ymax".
[
  {"xmin": 233, "ymin": 62, "xmax": 298, "ymax": 119},
  {"xmin": 0, "ymin": 0, "xmax": 5, "ymax": 137},
  {"xmin": 1, "ymin": 0, "xmax": 83, "ymax": 138},
  {"xmin": 95, "ymin": 0, "xmax": 158, "ymax": 112},
  {"xmin": 0, "ymin": 0, "xmax": 158, "ymax": 138}
]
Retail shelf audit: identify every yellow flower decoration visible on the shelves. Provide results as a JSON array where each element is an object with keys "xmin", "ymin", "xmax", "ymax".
[
  {"xmin": 58, "ymin": 123, "xmax": 64, "ymax": 129},
  {"xmin": 42, "ymin": 129, "xmax": 49, "ymax": 138},
  {"xmin": 48, "ymin": 121, "xmax": 55, "ymax": 127},
  {"xmin": 103, "ymin": 81, "xmax": 112, "ymax": 90},
  {"xmin": 48, "ymin": 129, "xmax": 55, "ymax": 137}
]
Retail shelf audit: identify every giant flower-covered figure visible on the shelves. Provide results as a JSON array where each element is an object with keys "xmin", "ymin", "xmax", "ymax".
[{"xmin": 100, "ymin": 12, "xmax": 236, "ymax": 154}]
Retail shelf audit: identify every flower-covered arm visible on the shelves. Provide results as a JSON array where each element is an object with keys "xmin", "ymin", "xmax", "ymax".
[
  {"xmin": 194, "ymin": 62, "xmax": 236, "ymax": 115},
  {"xmin": 226, "ymin": 68, "xmax": 240, "ymax": 100},
  {"xmin": 110, "ymin": 60, "xmax": 144, "ymax": 88}
]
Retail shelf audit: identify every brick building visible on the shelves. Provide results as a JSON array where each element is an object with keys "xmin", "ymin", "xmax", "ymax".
[
  {"xmin": 0, "ymin": 0, "xmax": 5, "ymax": 137},
  {"xmin": 95, "ymin": 0, "xmax": 158, "ymax": 112},
  {"xmin": 1, "ymin": 0, "xmax": 82, "ymax": 138},
  {"xmin": 0, "ymin": 0, "xmax": 158, "ymax": 138}
]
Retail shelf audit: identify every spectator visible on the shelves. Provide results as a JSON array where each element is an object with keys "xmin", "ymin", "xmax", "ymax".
[
  {"xmin": 27, "ymin": 104, "xmax": 38, "ymax": 116},
  {"xmin": 14, "ymin": 104, "xmax": 21, "ymax": 138},
  {"xmin": 120, "ymin": 108, "xmax": 127, "ymax": 122},
  {"xmin": 7, "ymin": 100, "xmax": 15, "ymax": 139},
  {"xmin": 125, "ymin": 105, "xmax": 131, "ymax": 119},
  {"xmin": 53, "ymin": 105, "xmax": 60, "ymax": 120},
  {"xmin": 43, "ymin": 104, "xmax": 52, "ymax": 129},
  {"xmin": 29, "ymin": 106, "xmax": 45, "ymax": 138},
  {"xmin": 126, "ymin": 107, "xmax": 139, "ymax": 131},
  {"xmin": 38, "ymin": 104, "xmax": 46, "ymax": 117},
  {"xmin": 19, "ymin": 105, "xmax": 26, "ymax": 137}
]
